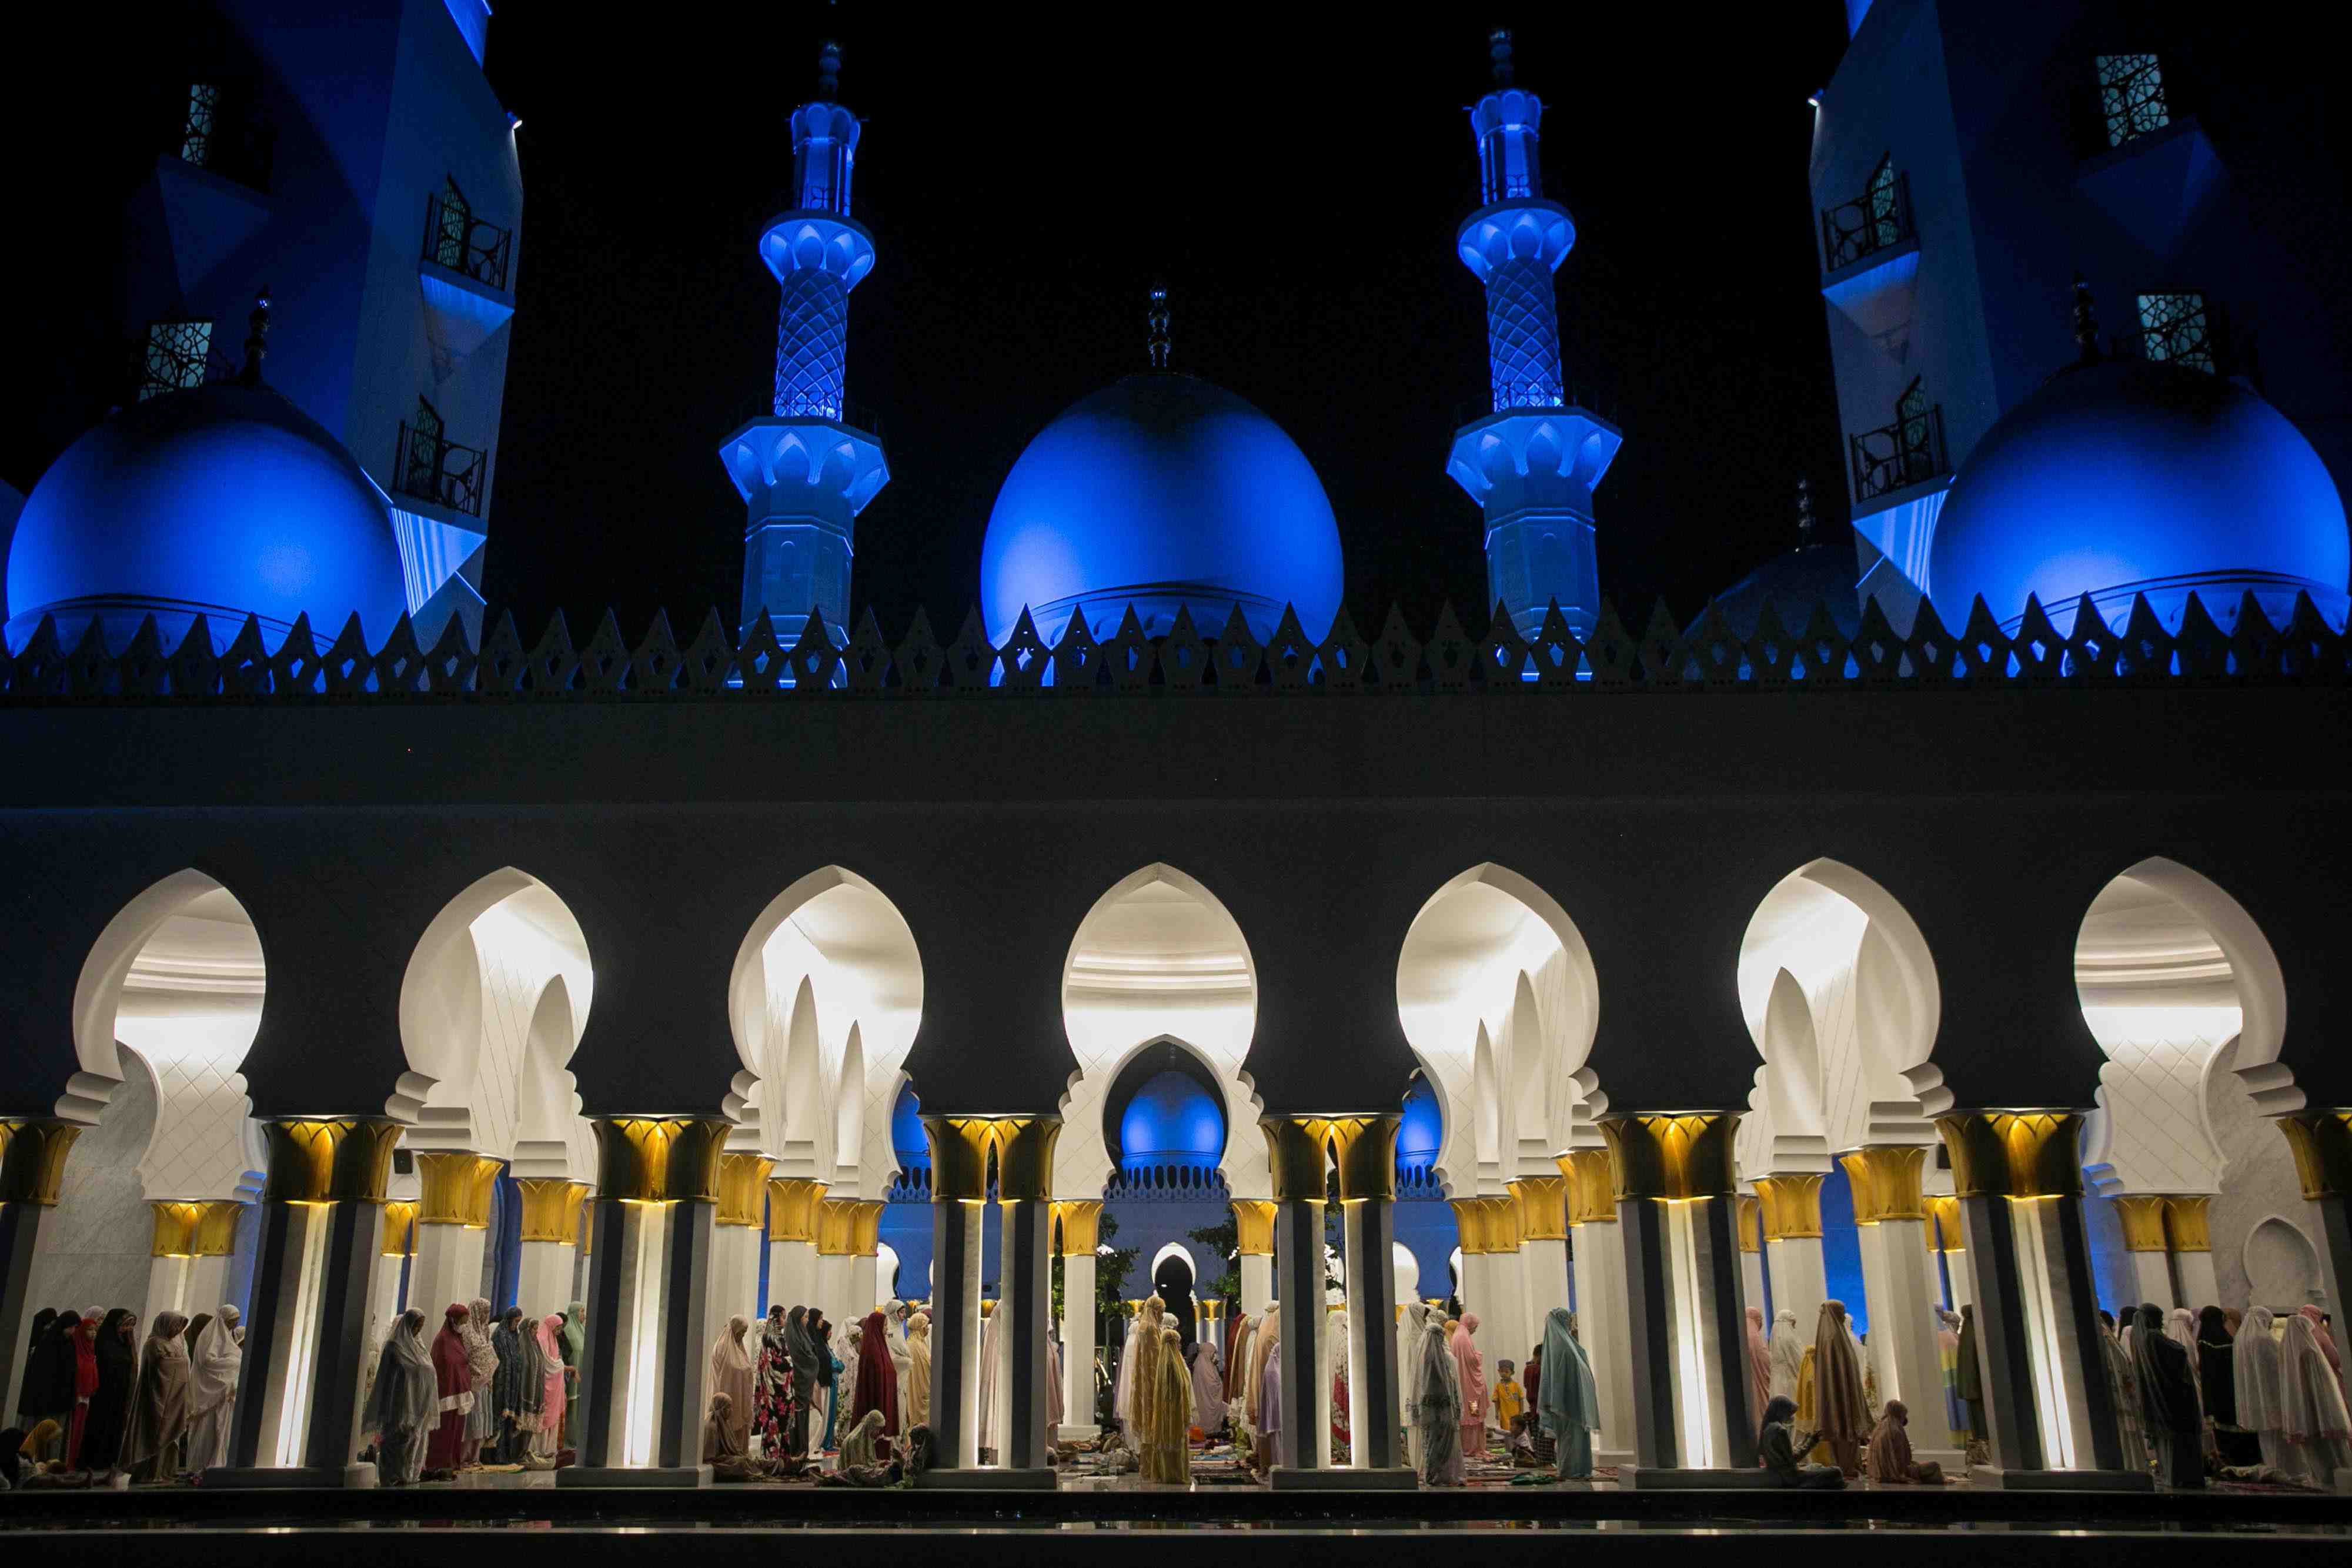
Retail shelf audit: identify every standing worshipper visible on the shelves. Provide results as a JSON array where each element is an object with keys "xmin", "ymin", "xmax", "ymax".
[
  {"xmin": 2133, "ymin": 1302, "xmax": 2203, "ymax": 1488},
  {"xmin": 124, "ymin": 1310, "xmax": 191, "ymax": 1482},
  {"xmin": 785, "ymin": 1307, "xmax": 819, "ymax": 1455},
  {"xmin": 816, "ymin": 1314, "xmax": 843, "ymax": 1450},
  {"xmin": 1449, "ymin": 1312, "xmax": 1488, "ymax": 1463},
  {"xmin": 2279, "ymin": 1309, "xmax": 2352, "ymax": 1486},
  {"xmin": 1767, "ymin": 1309, "xmax": 1804, "ymax": 1404},
  {"xmin": 1812, "ymin": 1300, "xmax": 1870, "ymax": 1476},
  {"xmin": 79, "ymin": 1309, "xmax": 139, "ymax": 1477},
  {"xmin": 1398, "ymin": 1300, "xmax": 1431, "ymax": 1473},
  {"xmin": 2195, "ymin": 1306, "xmax": 2237, "ymax": 1428},
  {"xmin": 1111, "ymin": 1308, "xmax": 1139, "ymax": 1433},
  {"xmin": 884, "ymin": 1300, "xmax": 913, "ymax": 1425},
  {"xmin": 1416, "ymin": 1318, "xmax": 1462, "ymax": 1486},
  {"xmin": 62, "ymin": 1310, "xmax": 99, "ymax": 1468},
  {"xmin": 461, "ymin": 1296, "xmax": 499, "ymax": 1466},
  {"xmin": 530, "ymin": 1313, "xmax": 568, "ymax": 1460},
  {"xmin": 559, "ymin": 1302, "xmax": 585, "ymax": 1449},
  {"xmin": 2236, "ymin": 1305, "xmax": 2288, "ymax": 1470},
  {"xmin": 185, "ymin": 1306, "xmax": 242, "ymax": 1476},
  {"xmin": 2098, "ymin": 1310, "xmax": 2150, "ymax": 1476},
  {"xmin": 1863, "ymin": 1399, "xmax": 1943, "ymax": 1485},
  {"xmin": 1955, "ymin": 1303, "xmax": 1988, "ymax": 1462},
  {"xmin": 1536, "ymin": 1307, "xmax": 1599, "ymax": 1480},
  {"xmin": 1327, "ymin": 1306, "xmax": 1351, "ymax": 1458},
  {"xmin": 426, "ymin": 1303, "xmax": 475, "ymax": 1473},
  {"xmin": 2297, "ymin": 1305, "xmax": 2343, "ymax": 1394},
  {"xmin": 904, "ymin": 1312, "xmax": 933, "ymax": 1431},
  {"xmin": 1743, "ymin": 1306, "xmax": 1772, "ymax": 1435},
  {"xmin": 1936, "ymin": 1308, "xmax": 1964, "ymax": 1440},
  {"xmin": 1131, "ymin": 1297, "xmax": 1168, "ymax": 1444},
  {"xmin": 362, "ymin": 1309, "xmax": 437, "ymax": 1486},
  {"xmin": 851, "ymin": 1308, "xmax": 899, "ymax": 1437},
  {"xmin": 710, "ymin": 1315, "xmax": 757, "ymax": 1452},
  {"xmin": 753, "ymin": 1307, "xmax": 791, "ymax": 1454},
  {"xmin": 1252, "ymin": 1322, "xmax": 1284, "ymax": 1479},
  {"xmin": 27, "ymin": 1310, "xmax": 79, "ymax": 1461},
  {"xmin": 1144, "ymin": 1325, "xmax": 1192, "ymax": 1483},
  {"xmin": 490, "ymin": 1308, "xmax": 529, "ymax": 1462},
  {"xmin": 15, "ymin": 1309, "xmax": 56, "ymax": 1430},
  {"xmin": 1190, "ymin": 1333, "xmax": 1224, "ymax": 1433}
]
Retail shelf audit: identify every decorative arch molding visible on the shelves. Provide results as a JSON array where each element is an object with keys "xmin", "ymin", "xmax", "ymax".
[
  {"xmin": 2102, "ymin": 858, "xmax": 2291, "ymax": 1114},
  {"xmin": 1150, "ymin": 1241, "xmax": 1200, "ymax": 1290},
  {"xmin": 69, "ymin": 868, "xmax": 255, "ymax": 1123},
  {"xmin": 2243, "ymin": 1212, "xmax": 2323, "ymax": 1308}
]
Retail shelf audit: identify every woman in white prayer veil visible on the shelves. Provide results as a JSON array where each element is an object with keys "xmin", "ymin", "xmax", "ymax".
[
  {"xmin": 884, "ymin": 1300, "xmax": 912, "ymax": 1423},
  {"xmin": 1768, "ymin": 1309, "xmax": 1805, "ymax": 1403},
  {"xmin": 2280, "ymin": 1309, "xmax": 2352, "ymax": 1486},
  {"xmin": 1399, "ymin": 1300, "xmax": 1432, "ymax": 1472},
  {"xmin": 2235, "ymin": 1305, "xmax": 2290, "ymax": 1472},
  {"xmin": 975, "ymin": 1302, "xmax": 1010, "ymax": 1461},
  {"xmin": 185, "ymin": 1306, "xmax": 242, "ymax": 1475},
  {"xmin": 1325, "ymin": 1306, "xmax": 1351, "ymax": 1459},
  {"xmin": 1112, "ymin": 1309, "xmax": 1138, "ymax": 1432}
]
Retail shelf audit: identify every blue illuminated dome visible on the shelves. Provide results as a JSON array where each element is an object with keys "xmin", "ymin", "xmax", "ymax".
[
  {"xmin": 891, "ymin": 1081, "xmax": 928, "ymax": 1167},
  {"xmin": 1118, "ymin": 1068, "xmax": 1226, "ymax": 1170},
  {"xmin": 1398, "ymin": 1074, "xmax": 1444, "ymax": 1167},
  {"xmin": 1693, "ymin": 540, "xmax": 1863, "ymax": 641},
  {"xmin": 980, "ymin": 373, "xmax": 1345, "ymax": 646},
  {"xmin": 5, "ymin": 383, "xmax": 405, "ymax": 654},
  {"xmin": 1927, "ymin": 360, "xmax": 2350, "ymax": 633}
]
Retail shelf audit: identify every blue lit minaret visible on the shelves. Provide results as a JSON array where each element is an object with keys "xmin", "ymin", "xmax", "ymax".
[
  {"xmin": 719, "ymin": 40, "xmax": 890, "ymax": 650},
  {"xmin": 1446, "ymin": 30, "xmax": 1622, "ymax": 642}
]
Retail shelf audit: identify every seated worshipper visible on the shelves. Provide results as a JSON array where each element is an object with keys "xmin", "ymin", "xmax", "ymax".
[
  {"xmin": 1758, "ymin": 1395, "xmax": 1845, "ymax": 1489},
  {"xmin": 703, "ymin": 1393, "xmax": 801, "ymax": 1480},
  {"xmin": 1863, "ymin": 1400, "xmax": 1945, "ymax": 1485},
  {"xmin": 2133, "ymin": 1302, "xmax": 2204, "ymax": 1489},
  {"xmin": 818, "ymin": 1408, "xmax": 899, "ymax": 1486}
]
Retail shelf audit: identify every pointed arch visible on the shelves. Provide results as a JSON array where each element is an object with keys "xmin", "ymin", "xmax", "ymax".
[{"xmin": 834, "ymin": 1022, "xmax": 867, "ymax": 1180}]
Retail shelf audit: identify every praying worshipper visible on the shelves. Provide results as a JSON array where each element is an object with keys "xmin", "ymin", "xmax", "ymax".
[
  {"xmin": 16, "ymin": 1309, "xmax": 56, "ymax": 1429},
  {"xmin": 2196, "ymin": 1306, "xmax": 2237, "ymax": 1428},
  {"xmin": 703, "ymin": 1392, "xmax": 800, "ymax": 1480},
  {"xmin": 1416, "ymin": 1317, "xmax": 1462, "ymax": 1486},
  {"xmin": 1144, "ymin": 1325, "xmax": 1192, "ymax": 1483},
  {"xmin": 2279, "ymin": 1308, "xmax": 2352, "ymax": 1486},
  {"xmin": 1449, "ymin": 1312, "xmax": 1487, "ymax": 1462},
  {"xmin": 1863, "ymin": 1399, "xmax": 1944, "ymax": 1485},
  {"xmin": 1936, "ymin": 1308, "xmax": 1963, "ymax": 1440},
  {"xmin": 816, "ymin": 1313, "xmax": 843, "ymax": 1450},
  {"xmin": 490, "ymin": 1308, "xmax": 530, "ymax": 1462},
  {"xmin": 884, "ymin": 1300, "xmax": 914, "ymax": 1424},
  {"xmin": 1742, "ymin": 1308, "xmax": 1772, "ymax": 1434},
  {"xmin": 560, "ymin": 1302, "xmax": 585, "ymax": 1449},
  {"xmin": 2098, "ymin": 1309, "xmax": 2151, "ymax": 1475},
  {"xmin": 1955, "ymin": 1303, "xmax": 1988, "ymax": 1463},
  {"xmin": 426, "ymin": 1302, "xmax": 475, "ymax": 1474},
  {"xmin": 904, "ymin": 1311, "xmax": 933, "ymax": 1431},
  {"xmin": 24, "ymin": 1310, "xmax": 78, "ymax": 1462},
  {"xmin": 708, "ymin": 1314, "xmax": 757, "ymax": 1453},
  {"xmin": 1759, "ymin": 1395, "xmax": 1845, "ymax": 1488},
  {"xmin": 362, "ymin": 1309, "xmax": 436, "ymax": 1486},
  {"xmin": 80, "ymin": 1309, "xmax": 139, "ymax": 1478},
  {"xmin": 2236, "ymin": 1305, "xmax": 2289, "ymax": 1471},
  {"xmin": 2133, "ymin": 1302, "xmax": 2204, "ymax": 1488},
  {"xmin": 1812, "ymin": 1300, "xmax": 1870, "ymax": 1477},
  {"xmin": 460, "ymin": 1296, "xmax": 499, "ymax": 1466},
  {"xmin": 124, "ymin": 1310, "xmax": 191, "ymax": 1482},
  {"xmin": 837, "ymin": 1407, "xmax": 891, "ymax": 1475},
  {"xmin": 1131, "ymin": 1297, "xmax": 1168, "ymax": 1443},
  {"xmin": 1492, "ymin": 1359, "xmax": 1526, "ymax": 1438},
  {"xmin": 2298, "ymin": 1305, "xmax": 2343, "ymax": 1395},
  {"xmin": 1767, "ymin": 1308, "xmax": 1803, "ymax": 1404},
  {"xmin": 754, "ymin": 1308, "xmax": 792, "ymax": 1453},
  {"xmin": 184, "ymin": 1306, "xmax": 241, "ymax": 1477},
  {"xmin": 1327, "ymin": 1306, "xmax": 1352, "ymax": 1458},
  {"xmin": 783, "ymin": 1307, "xmax": 818, "ymax": 1455},
  {"xmin": 1536, "ymin": 1307, "xmax": 1599, "ymax": 1480},
  {"xmin": 1189, "ymin": 1334, "xmax": 1224, "ymax": 1434},
  {"xmin": 1252, "ymin": 1323, "xmax": 1284, "ymax": 1479},
  {"xmin": 851, "ymin": 1307, "xmax": 901, "ymax": 1437},
  {"xmin": 529, "ymin": 1313, "xmax": 568, "ymax": 1462},
  {"xmin": 1524, "ymin": 1335, "xmax": 1555, "ymax": 1467}
]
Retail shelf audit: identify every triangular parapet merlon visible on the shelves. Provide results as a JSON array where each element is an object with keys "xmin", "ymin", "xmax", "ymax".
[{"xmin": 3, "ymin": 590, "xmax": 2347, "ymax": 700}]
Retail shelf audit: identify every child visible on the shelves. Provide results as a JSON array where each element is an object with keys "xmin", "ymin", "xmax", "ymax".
[{"xmin": 1492, "ymin": 1359, "xmax": 1526, "ymax": 1435}]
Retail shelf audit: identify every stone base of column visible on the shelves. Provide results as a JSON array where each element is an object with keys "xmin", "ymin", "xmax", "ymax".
[
  {"xmin": 1967, "ymin": 1464, "xmax": 2153, "ymax": 1492},
  {"xmin": 557, "ymin": 1464, "xmax": 712, "ymax": 1488},
  {"xmin": 910, "ymin": 1465, "xmax": 1058, "ymax": 1489},
  {"xmin": 1058, "ymin": 1422, "xmax": 1101, "ymax": 1442},
  {"xmin": 1596, "ymin": 1446, "xmax": 1635, "ymax": 1469},
  {"xmin": 1616, "ymin": 1464, "xmax": 1783, "ymax": 1490},
  {"xmin": 202, "ymin": 1463, "xmax": 377, "ymax": 1489},
  {"xmin": 1269, "ymin": 1465, "xmax": 1418, "ymax": 1490}
]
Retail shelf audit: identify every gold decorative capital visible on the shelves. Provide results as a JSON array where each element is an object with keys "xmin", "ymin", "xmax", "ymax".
[
  {"xmin": 381, "ymin": 1200, "xmax": 419, "ymax": 1256},
  {"xmin": 816, "ymin": 1196, "xmax": 859, "ymax": 1256},
  {"xmin": 570, "ymin": 1183, "xmax": 593, "ymax": 1250},
  {"xmin": 1557, "ymin": 1149, "xmax": 1616, "ymax": 1225},
  {"xmin": 150, "ymin": 1200, "xmax": 205, "ymax": 1258},
  {"xmin": 851, "ymin": 1199, "xmax": 884, "ymax": 1256},
  {"xmin": 1450, "ymin": 1197, "xmax": 1486, "ymax": 1255},
  {"xmin": 1052, "ymin": 1199, "xmax": 1104, "ymax": 1256},
  {"xmin": 717, "ymin": 1152, "xmax": 774, "ymax": 1227},
  {"xmin": 766, "ymin": 1177, "xmax": 827, "ymax": 1242},
  {"xmin": 416, "ymin": 1151, "xmax": 503, "ymax": 1226},
  {"xmin": 260, "ymin": 1118, "xmax": 400, "ymax": 1204},
  {"xmin": 1752, "ymin": 1174, "xmax": 1826, "ymax": 1238},
  {"xmin": 0, "ymin": 1119, "xmax": 82, "ymax": 1206},
  {"xmin": 921, "ymin": 1114, "xmax": 1063, "ymax": 1202},
  {"xmin": 1231, "ymin": 1198, "xmax": 1277, "ymax": 1255},
  {"xmin": 1840, "ymin": 1146, "xmax": 1927, "ymax": 1224},
  {"xmin": 1736, "ymin": 1193, "xmax": 1761, "ymax": 1252},
  {"xmin": 2276, "ymin": 1111, "xmax": 2352, "ymax": 1201},
  {"xmin": 2162, "ymin": 1194, "xmax": 2212, "ymax": 1253},
  {"xmin": 1934, "ymin": 1111, "xmax": 2083, "ymax": 1199},
  {"xmin": 592, "ymin": 1116, "xmax": 731, "ymax": 1203},
  {"xmin": 1261, "ymin": 1117, "xmax": 1332, "ymax": 1203},
  {"xmin": 2113, "ymin": 1194, "xmax": 2170, "ymax": 1253},
  {"xmin": 1924, "ymin": 1195, "xmax": 1964, "ymax": 1253},
  {"xmin": 1480, "ymin": 1194, "xmax": 1522, "ymax": 1252},
  {"xmin": 517, "ymin": 1178, "xmax": 580, "ymax": 1242},
  {"xmin": 194, "ymin": 1199, "xmax": 242, "ymax": 1256},
  {"xmin": 1200, "ymin": 1299, "xmax": 1224, "ymax": 1325},
  {"xmin": 1512, "ymin": 1176, "xmax": 1569, "ymax": 1241},
  {"xmin": 1598, "ymin": 1112, "xmax": 1740, "ymax": 1201}
]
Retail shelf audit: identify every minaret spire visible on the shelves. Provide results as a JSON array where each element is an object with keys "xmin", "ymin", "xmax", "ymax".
[
  {"xmin": 2070, "ymin": 273, "xmax": 2104, "ymax": 367},
  {"xmin": 1148, "ymin": 284, "xmax": 1171, "ymax": 370},
  {"xmin": 237, "ymin": 287, "xmax": 271, "ymax": 386},
  {"xmin": 716, "ymin": 35, "xmax": 891, "ymax": 669},
  {"xmin": 1444, "ymin": 36, "xmax": 1622, "ymax": 645}
]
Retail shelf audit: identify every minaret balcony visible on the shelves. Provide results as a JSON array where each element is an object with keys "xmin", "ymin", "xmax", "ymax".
[
  {"xmin": 422, "ymin": 192, "xmax": 514, "ymax": 293},
  {"xmin": 719, "ymin": 414, "xmax": 890, "ymax": 532},
  {"xmin": 1848, "ymin": 402, "xmax": 1948, "ymax": 506},
  {"xmin": 759, "ymin": 211, "xmax": 876, "ymax": 288},
  {"xmin": 1448, "ymin": 404, "xmax": 1622, "ymax": 521},
  {"xmin": 394, "ymin": 422, "xmax": 490, "ymax": 519},
  {"xmin": 1456, "ymin": 198, "xmax": 1575, "ymax": 282},
  {"xmin": 1819, "ymin": 168, "xmax": 1915, "ymax": 281}
]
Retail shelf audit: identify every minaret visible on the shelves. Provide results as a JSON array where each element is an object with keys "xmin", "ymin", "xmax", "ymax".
[
  {"xmin": 1445, "ymin": 30, "xmax": 1621, "ymax": 643},
  {"xmin": 719, "ymin": 39, "xmax": 890, "ymax": 653}
]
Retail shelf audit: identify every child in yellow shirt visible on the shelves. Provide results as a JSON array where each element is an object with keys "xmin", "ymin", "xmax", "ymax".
[{"xmin": 1493, "ymin": 1359, "xmax": 1526, "ymax": 1430}]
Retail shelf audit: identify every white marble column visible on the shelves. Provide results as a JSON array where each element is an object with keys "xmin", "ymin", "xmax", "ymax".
[
  {"xmin": 1843, "ymin": 1148, "xmax": 1960, "ymax": 1473},
  {"xmin": 813, "ymin": 1198, "xmax": 857, "ymax": 1322},
  {"xmin": 1054, "ymin": 1201, "xmax": 1102, "ymax": 1440},
  {"xmin": 375, "ymin": 1202, "xmax": 416, "ymax": 1329},
  {"xmin": 1756, "ymin": 1174, "xmax": 1828, "ymax": 1333},
  {"xmin": 2167, "ymin": 1196, "xmax": 2219, "ymax": 1308},
  {"xmin": 1736, "ymin": 1195, "xmax": 1768, "ymax": 1314},
  {"xmin": 515, "ymin": 1179, "xmax": 582, "ymax": 1317},
  {"xmin": 1562, "ymin": 1149, "xmax": 1633, "ymax": 1466},
  {"xmin": 409, "ymin": 1152, "xmax": 497, "ymax": 1315},
  {"xmin": 1233, "ymin": 1198, "xmax": 1277, "ymax": 1315},
  {"xmin": 764, "ymin": 1176, "xmax": 824, "ymax": 1313}
]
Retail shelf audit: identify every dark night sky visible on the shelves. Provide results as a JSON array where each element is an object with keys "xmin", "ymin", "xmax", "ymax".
[{"xmin": 21, "ymin": 3, "xmax": 1859, "ymax": 641}]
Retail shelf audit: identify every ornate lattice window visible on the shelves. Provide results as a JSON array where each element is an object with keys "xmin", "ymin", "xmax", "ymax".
[
  {"xmin": 2096, "ymin": 54, "xmax": 2170, "ymax": 148},
  {"xmin": 179, "ymin": 84, "xmax": 220, "ymax": 166},
  {"xmin": 2137, "ymin": 292, "xmax": 2215, "ymax": 373},
  {"xmin": 135, "ymin": 319, "xmax": 214, "ymax": 401},
  {"xmin": 1819, "ymin": 153, "xmax": 1913, "ymax": 272}
]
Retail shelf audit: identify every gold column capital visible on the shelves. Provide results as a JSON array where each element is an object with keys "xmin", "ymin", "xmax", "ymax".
[
  {"xmin": 1736, "ymin": 1193, "xmax": 1761, "ymax": 1253},
  {"xmin": 1753, "ymin": 1174, "xmax": 1826, "ymax": 1239},
  {"xmin": 1231, "ymin": 1198, "xmax": 1277, "ymax": 1255},
  {"xmin": 2113, "ymin": 1194, "xmax": 2171, "ymax": 1252},
  {"xmin": 0, "ymin": 1119, "xmax": 82, "ymax": 1206},
  {"xmin": 2162, "ymin": 1195, "xmax": 2212, "ymax": 1253},
  {"xmin": 716, "ymin": 1152, "xmax": 774, "ymax": 1227},
  {"xmin": 2276, "ymin": 1111, "xmax": 2352, "ymax": 1201},
  {"xmin": 1512, "ymin": 1175, "xmax": 1569, "ymax": 1241},
  {"xmin": 1840, "ymin": 1146, "xmax": 1928, "ymax": 1224},
  {"xmin": 1261, "ymin": 1116, "xmax": 1332, "ymax": 1203},
  {"xmin": 1481, "ymin": 1193, "xmax": 1523, "ymax": 1253},
  {"xmin": 921, "ymin": 1115, "xmax": 1063, "ymax": 1202},
  {"xmin": 1200, "ymin": 1299, "xmax": 1225, "ymax": 1325},
  {"xmin": 1052, "ymin": 1199, "xmax": 1104, "ymax": 1255},
  {"xmin": 816, "ymin": 1196, "xmax": 859, "ymax": 1256},
  {"xmin": 1557, "ymin": 1149, "xmax": 1617, "ymax": 1225},
  {"xmin": 570, "ymin": 1182, "xmax": 593, "ymax": 1251},
  {"xmin": 766, "ymin": 1177, "xmax": 826, "ymax": 1241},
  {"xmin": 382, "ymin": 1200, "xmax": 419, "ymax": 1257},
  {"xmin": 416, "ymin": 1151, "xmax": 503, "ymax": 1226},
  {"xmin": 194, "ymin": 1199, "xmax": 243, "ymax": 1256},
  {"xmin": 260, "ymin": 1118, "xmax": 400, "ymax": 1204},
  {"xmin": 1924, "ymin": 1194, "xmax": 1964, "ymax": 1253},
  {"xmin": 851, "ymin": 1199, "xmax": 884, "ymax": 1255},
  {"xmin": 1321, "ymin": 1114, "xmax": 1401, "ymax": 1202},
  {"xmin": 591, "ymin": 1116, "xmax": 731, "ymax": 1203},
  {"xmin": 518, "ymin": 1177, "xmax": 580, "ymax": 1242},
  {"xmin": 1449, "ymin": 1196, "xmax": 1487, "ymax": 1255},
  {"xmin": 149, "ymin": 1200, "xmax": 205, "ymax": 1258},
  {"xmin": 994, "ymin": 1118, "xmax": 1061, "ymax": 1202},
  {"xmin": 1933, "ymin": 1111, "xmax": 2084, "ymax": 1199},
  {"xmin": 1597, "ymin": 1112, "xmax": 1740, "ymax": 1201}
]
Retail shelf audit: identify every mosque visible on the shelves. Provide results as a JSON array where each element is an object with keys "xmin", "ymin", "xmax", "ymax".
[{"xmin": 2, "ymin": 0, "xmax": 2351, "ymax": 1497}]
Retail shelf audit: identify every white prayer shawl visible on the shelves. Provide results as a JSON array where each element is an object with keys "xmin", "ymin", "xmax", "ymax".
[
  {"xmin": 2236, "ymin": 1306, "xmax": 2286, "ymax": 1437},
  {"xmin": 1399, "ymin": 1301, "xmax": 1431, "ymax": 1471},
  {"xmin": 975, "ymin": 1303, "xmax": 1014, "ymax": 1456},
  {"xmin": 185, "ymin": 1308, "xmax": 243, "ymax": 1471},
  {"xmin": 2280, "ymin": 1312, "xmax": 2352, "ymax": 1459},
  {"xmin": 1768, "ymin": 1309, "xmax": 1805, "ymax": 1402},
  {"xmin": 884, "ymin": 1301, "xmax": 913, "ymax": 1421},
  {"xmin": 1112, "ymin": 1314, "xmax": 1138, "ymax": 1427}
]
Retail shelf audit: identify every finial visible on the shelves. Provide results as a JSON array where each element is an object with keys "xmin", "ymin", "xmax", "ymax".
[
  {"xmin": 1148, "ymin": 283, "xmax": 1170, "ymax": 371},
  {"xmin": 238, "ymin": 286, "xmax": 271, "ymax": 386},
  {"xmin": 817, "ymin": 39, "xmax": 842, "ymax": 100},
  {"xmin": 2070, "ymin": 273, "xmax": 2103, "ymax": 367},
  {"xmin": 1488, "ymin": 27, "xmax": 1515, "ymax": 86},
  {"xmin": 1796, "ymin": 476, "xmax": 1816, "ymax": 547}
]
